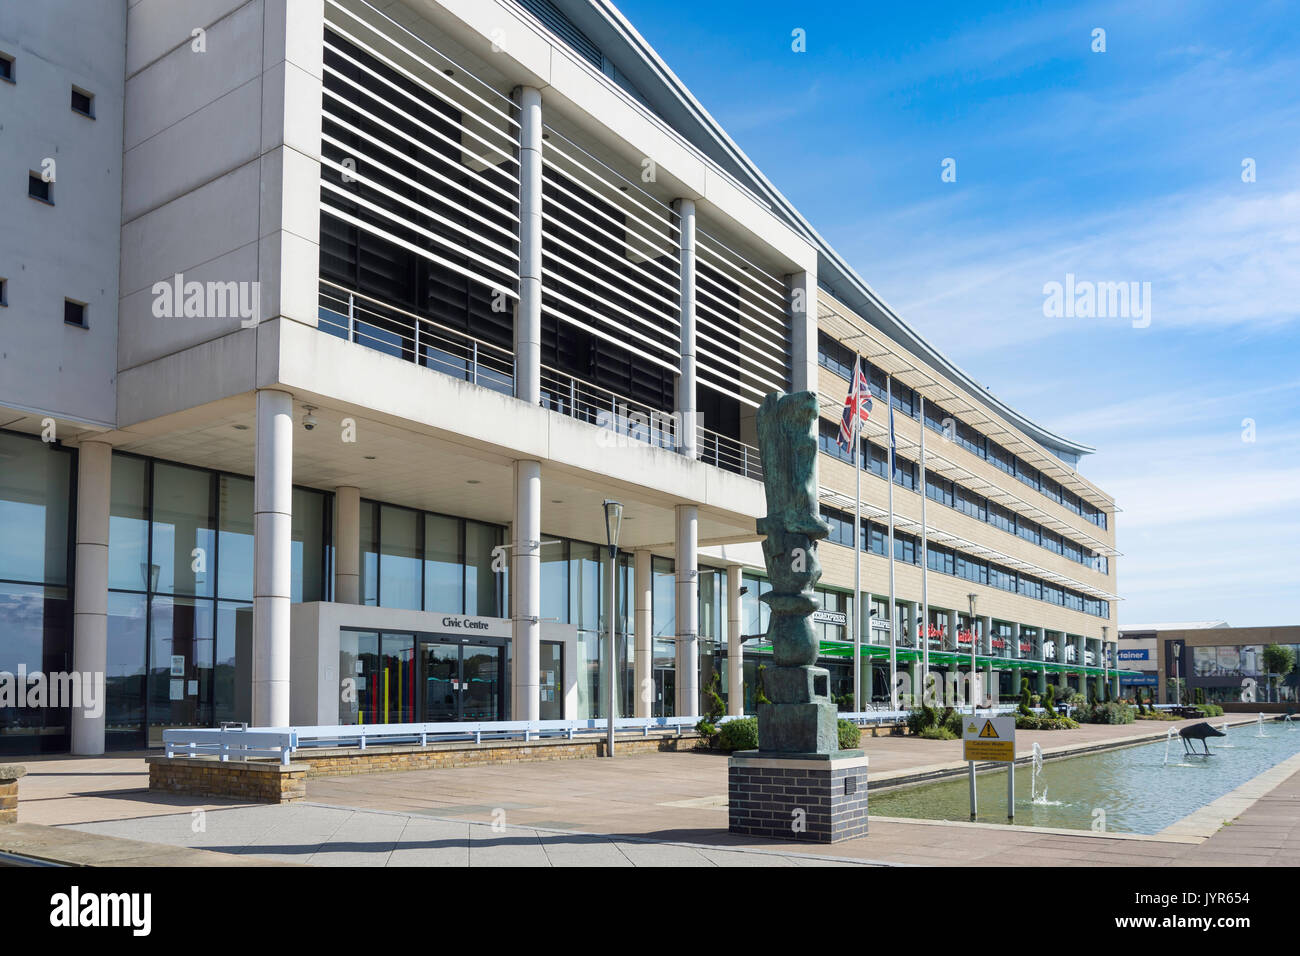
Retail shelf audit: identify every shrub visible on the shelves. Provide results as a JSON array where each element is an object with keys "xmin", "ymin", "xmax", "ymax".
[
  {"xmin": 1015, "ymin": 713, "xmax": 1080, "ymax": 731},
  {"xmin": 918, "ymin": 725, "xmax": 957, "ymax": 740},
  {"xmin": 1076, "ymin": 701, "xmax": 1135, "ymax": 725},
  {"xmin": 695, "ymin": 673, "xmax": 727, "ymax": 745},
  {"xmin": 716, "ymin": 717, "xmax": 758, "ymax": 752},
  {"xmin": 837, "ymin": 719, "xmax": 862, "ymax": 750},
  {"xmin": 1018, "ymin": 677, "xmax": 1033, "ymax": 718},
  {"xmin": 754, "ymin": 664, "xmax": 771, "ymax": 706},
  {"xmin": 942, "ymin": 707, "xmax": 963, "ymax": 735},
  {"xmin": 906, "ymin": 703, "xmax": 940, "ymax": 735},
  {"xmin": 1134, "ymin": 688, "xmax": 1146, "ymax": 715},
  {"xmin": 1042, "ymin": 684, "xmax": 1058, "ymax": 718},
  {"xmin": 1203, "ymin": 703, "xmax": 1224, "ymax": 717}
]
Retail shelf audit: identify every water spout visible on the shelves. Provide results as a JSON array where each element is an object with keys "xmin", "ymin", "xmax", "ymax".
[
  {"xmin": 1257, "ymin": 712, "xmax": 1270, "ymax": 738},
  {"xmin": 1163, "ymin": 726, "xmax": 1177, "ymax": 766},
  {"xmin": 1286, "ymin": 715, "xmax": 1295, "ymax": 732}
]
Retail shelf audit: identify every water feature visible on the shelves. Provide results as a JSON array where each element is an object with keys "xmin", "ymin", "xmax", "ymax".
[
  {"xmin": 1286, "ymin": 715, "xmax": 1295, "ymax": 731},
  {"xmin": 1029, "ymin": 741, "xmax": 1060, "ymax": 806},
  {"xmin": 1218, "ymin": 721, "xmax": 1235, "ymax": 748},
  {"xmin": 872, "ymin": 719, "xmax": 1300, "ymax": 834},
  {"xmin": 1257, "ymin": 712, "xmax": 1270, "ymax": 737}
]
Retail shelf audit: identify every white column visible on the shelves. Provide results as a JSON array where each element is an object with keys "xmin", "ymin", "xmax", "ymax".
[
  {"xmin": 511, "ymin": 460, "xmax": 541, "ymax": 720},
  {"xmin": 726, "ymin": 564, "xmax": 744, "ymax": 716},
  {"xmin": 788, "ymin": 270, "xmax": 818, "ymax": 393},
  {"xmin": 71, "ymin": 440, "xmax": 112, "ymax": 755},
  {"xmin": 674, "ymin": 198, "xmax": 698, "ymax": 459},
  {"xmin": 334, "ymin": 485, "xmax": 360, "ymax": 604},
  {"xmin": 675, "ymin": 505, "xmax": 699, "ymax": 717},
  {"xmin": 514, "ymin": 86, "xmax": 543, "ymax": 405},
  {"xmin": 633, "ymin": 549, "xmax": 652, "ymax": 718},
  {"xmin": 947, "ymin": 609, "xmax": 959, "ymax": 651},
  {"xmin": 253, "ymin": 389, "xmax": 294, "ymax": 727}
]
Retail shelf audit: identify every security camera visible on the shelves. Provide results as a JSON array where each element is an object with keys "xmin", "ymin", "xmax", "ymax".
[{"xmin": 303, "ymin": 406, "xmax": 318, "ymax": 431}]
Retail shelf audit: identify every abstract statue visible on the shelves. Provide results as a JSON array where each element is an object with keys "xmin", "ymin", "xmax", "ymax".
[{"xmin": 754, "ymin": 391, "xmax": 842, "ymax": 754}]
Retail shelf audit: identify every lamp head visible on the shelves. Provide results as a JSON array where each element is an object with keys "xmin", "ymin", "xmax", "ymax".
[{"xmin": 602, "ymin": 499, "xmax": 623, "ymax": 550}]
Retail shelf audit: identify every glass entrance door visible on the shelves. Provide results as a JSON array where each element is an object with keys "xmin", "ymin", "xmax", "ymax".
[
  {"xmin": 460, "ymin": 645, "xmax": 501, "ymax": 721},
  {"xmin": 422, "ymin": 642, "xmax": 459, "ymax": 722},
  {"xmin": 419, "ymin": 639, "xmax": 505, "ymax": 722},
  {"xmin": 653, "ymin": 668, "xmax": 675, "ymax": 718}
]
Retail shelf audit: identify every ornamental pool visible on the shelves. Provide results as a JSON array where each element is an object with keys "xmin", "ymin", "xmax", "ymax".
[{"xmin": 869, "ymin": 718, "xmax": 1300, "ymax": 834}]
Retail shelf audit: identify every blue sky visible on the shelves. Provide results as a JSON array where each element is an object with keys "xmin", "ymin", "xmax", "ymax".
[{"xmin": 615, "ymin": 0, "xmax": 1300, "ymax": 626}]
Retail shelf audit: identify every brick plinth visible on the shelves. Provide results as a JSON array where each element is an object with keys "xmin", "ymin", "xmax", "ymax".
[
  {"xmin": 728, "ymin": 751, "xmax": 868, "ymax": 843},
  {"xmin": 0, "ymin": 765, "xmax": 26, "ymax": 825},
  {"xmin": 147, "ymin": 757, "xmax": 308, "ymax": 804}
]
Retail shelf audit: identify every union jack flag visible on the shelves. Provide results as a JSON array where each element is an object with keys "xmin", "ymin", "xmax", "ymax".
[{"xmin": 837, "ymin": 356, "xmax": 872, "ymax": 452}]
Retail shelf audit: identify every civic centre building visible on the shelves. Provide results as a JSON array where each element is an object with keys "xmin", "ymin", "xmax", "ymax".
[{"xmin": 0, "ymin": 0, "xmax": 1121, "ymax": 755}]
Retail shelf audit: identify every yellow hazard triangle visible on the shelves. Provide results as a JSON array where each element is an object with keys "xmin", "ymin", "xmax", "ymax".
[{"xmin": 979, "ymin": 720, "xmax": 1000, "ymax": 738}]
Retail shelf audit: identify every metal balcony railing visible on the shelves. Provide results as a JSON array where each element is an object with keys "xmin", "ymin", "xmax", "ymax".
[
  {"xmin": 319, "ymin": 280, "xmax": 515, "ymax": 395},
  {"xmin": 319, "ymin": 282, "xmax": 762, "ymax": 478},
  {"xmin": 698, "ymin": 426, "xmax": 763, "ymax": 481}
]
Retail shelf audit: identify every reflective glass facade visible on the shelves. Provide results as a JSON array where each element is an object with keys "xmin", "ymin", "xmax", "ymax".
[
  {"xmin": 0, "ymin": 432, "xmax": 74, "ymax": 753},
  {"xmin": 106, "ymin": 454, "xmax": 331, "ymax": 748}
]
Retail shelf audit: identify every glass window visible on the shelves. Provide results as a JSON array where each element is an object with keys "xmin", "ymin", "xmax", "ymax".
[
  {"xmin": 214, "ymin": 601, "xmax": 251, "ymax": 725},
  {"xmin": 423, "ymin": 514, "xmax": 462, "ymax": 613},
  {"xmin": 360, "ymin": 501, "xmax": 378, "ymax": 606},
  {"xmin": 150, "ymin": 463, "xmax": 216, "ymax": 597},
  {"xmin": 0, "ymin": 432, "xmax": 71, "ymax": 586},
  {"xmin": 216, "ymin": 475, "xmax": 254, "ymax": 601},
  {"xmin": 539, "ymin": 641, "xmax": 564, "ymax": 720},
  {"xmin": 106, "ymin": 590, "xmax": 147, "ymax": 749},
  {"xmin": 464, "ymin": 520, "xmax": 500, "ymax": 616},
  {"xmin": 652, "ymin": 556, "xmax": 676, "ymax": 638},
  {"xmin": 0, "ymin": 583, "xmax": 72, "ymax": 753},
  {"xmin": 108, "ymin": 455, "xmax": 151, "ymax": 592},
  {"xmin": 292, "ymin": 488, "xmax": 327, "ymax": 602},
  {"xmin": 570, "ymin": 541, "xmax": 602, "ymax": 634},
  {"xmin": 378, "ymin": 505, "xmax": 421, "ymax": 610},
  {"xmin": 541, "ymin": 538, "xmax": 568, "ymax": 623}
]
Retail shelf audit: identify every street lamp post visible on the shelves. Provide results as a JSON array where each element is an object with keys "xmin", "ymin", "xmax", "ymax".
[
  {"xmin": 602, "ymin": 499, "xmax": 623, "ymax": 757},
  {"xmin": 967, "ymin": 593, "xmax": 978, "ymax": 713}
]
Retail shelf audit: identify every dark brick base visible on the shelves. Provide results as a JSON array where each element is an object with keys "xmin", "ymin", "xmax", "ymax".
[{"xmin": 727, "ymin": 751, "xmax": 869, "ymax": 843}]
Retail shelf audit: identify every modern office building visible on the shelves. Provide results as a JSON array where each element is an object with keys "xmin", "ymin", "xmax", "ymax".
[
  {"xmin": 0, "ymin": 0, "xmax": 1120, "ymax": 755},
  {"xmin": 1119, "ymin": 623, "xmax": 1300, "ymax": 706}
]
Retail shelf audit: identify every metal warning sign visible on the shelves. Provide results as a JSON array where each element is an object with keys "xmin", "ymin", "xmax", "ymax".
[{"xmin": 962, "ymin": 715, "xmax": 1015, "ymax": 762}]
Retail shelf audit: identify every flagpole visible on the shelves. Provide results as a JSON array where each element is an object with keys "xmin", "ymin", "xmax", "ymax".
[
  {"xmin": 852, "ymin": 357, "xmax": 862, "ymax": 713},
  {"xmin": 886, "ymin": 375, "xmax": 897, "ymax": 712},
  {"xmin": 919, "ymin": 394, "xmax": 929, "ymax": 705}
]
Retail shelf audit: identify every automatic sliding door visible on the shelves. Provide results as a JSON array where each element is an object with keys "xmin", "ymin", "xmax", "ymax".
[
  {"xmin": 461, "ymin": 645, "xmax": 501, "ymax": 721},
  {"xmin": 422, "ymin": 643, "xmax": 459, "ymax": 722}
]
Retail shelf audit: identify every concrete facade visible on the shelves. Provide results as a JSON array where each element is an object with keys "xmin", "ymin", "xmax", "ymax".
[{"xmin": 0, "ymin": 0, "xmax": 1120, "ymax": 753}]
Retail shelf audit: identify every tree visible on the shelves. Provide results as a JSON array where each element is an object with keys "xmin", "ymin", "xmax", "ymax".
[
  {"xmin": 1263, "ymin": 644, "xmax": 1296, "ymax": 703},
  {"xmin": 695, "ymin": 671, "xmax": 726, "ymax": 744}
]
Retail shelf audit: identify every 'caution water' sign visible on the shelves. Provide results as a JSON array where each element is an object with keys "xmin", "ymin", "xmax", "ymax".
[{"xmin": 962, "ymin": 715, "xmax": 1015, "ymax": 762}]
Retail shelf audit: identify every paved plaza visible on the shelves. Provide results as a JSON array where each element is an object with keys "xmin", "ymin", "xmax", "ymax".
[{"xmin": 8, "ymin": 715, "xmax": 1300, "ymax": 867}]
